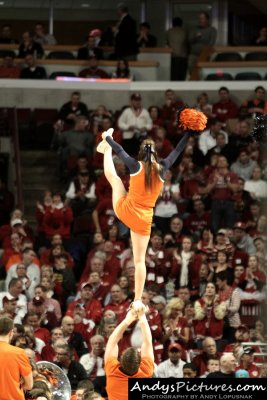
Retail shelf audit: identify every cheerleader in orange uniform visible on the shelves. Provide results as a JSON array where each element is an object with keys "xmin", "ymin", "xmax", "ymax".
[{"xmin": 97, "ymin": 109, "xmax": 207, "ymax": 312}]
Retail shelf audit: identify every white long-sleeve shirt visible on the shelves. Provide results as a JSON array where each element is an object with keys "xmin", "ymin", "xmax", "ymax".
[
  {"xmin": 79, "ymin": 352, "xmax": 105, "ymax": 377},
  {"xmin": 65, "ymin": 181, "xmax": 96, "ymax": 200},
  {"xmin": 154, "ymin": 358, "xmax": 185, "ymax": 378},
  {"xmin": 118, "ymin": 107, "xmax": 152, "ymax": 139}
]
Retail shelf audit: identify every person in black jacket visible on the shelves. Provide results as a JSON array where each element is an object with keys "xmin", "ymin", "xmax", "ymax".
[
  {"xmin": 18, "ymin": 31, "xmax": 44, "ymax": 58},
  {"xmin": 20, "ymin": 54, "xmax": 47, "ymax": 79},
  {"xmin": 61, "ymin": 316, "xmax": 88, "ymax": 358},
  {"xmin": 58, "ymin": 91, "xmax": 89, "ymax": 124},
  {"xmin": 55, "ymin": 343, "xmax": 87, "ymax": 390},
  {"xmin": 77, "ymin": 35, "xmax": 103, "ymax": 60},
  {"xmin": 207, "ymin": 353, "xmax": 237, "ymax": 378},
  {"xmin": 113, "ymin": 3, "xmax": 138, "ymax": 60}
]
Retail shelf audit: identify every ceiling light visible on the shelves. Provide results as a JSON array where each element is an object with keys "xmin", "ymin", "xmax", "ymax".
[{"xmin": 81, "ymin": 3, "xmax": 90, "ymax": 7}]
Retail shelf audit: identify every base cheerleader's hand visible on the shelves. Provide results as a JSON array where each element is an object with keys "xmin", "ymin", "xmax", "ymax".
[{"xmin": 130, "ymin": 299, "xmax": 148, "ymax": 314}]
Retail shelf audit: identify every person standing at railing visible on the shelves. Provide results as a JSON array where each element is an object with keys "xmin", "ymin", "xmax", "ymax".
[
  {"xmin": 166, "ymin": 17, "xmax": 187, "ymax": 81},
  {"xmin": 188, "ymin": 12, "xmax": 217, "ymax": 75}
]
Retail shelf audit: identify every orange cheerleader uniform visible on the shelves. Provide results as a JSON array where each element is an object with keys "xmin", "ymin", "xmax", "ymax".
[{"xmin": 115, "ymin": 161, "xmax": 163, "ymax": 236}]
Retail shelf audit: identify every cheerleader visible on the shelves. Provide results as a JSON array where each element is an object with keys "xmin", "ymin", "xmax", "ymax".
[{"xmin": 97, "ymin": 108, "xmax": 207, "ymax": 312}]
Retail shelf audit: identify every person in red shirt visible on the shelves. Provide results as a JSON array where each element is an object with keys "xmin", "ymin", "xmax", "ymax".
[
  {"xmin": 185, "ymin": 198, "xmax": 211, "ymax": 236},
  {"xmin": 212, "ymin": 86, "xmax": 238, "ymax": 125},
  {"xmin": 237, "ymin": 347, "xmax": 261, "ymax": 378},
  {"xmin": 104, "ymin": 284, "xmax": 130, "ymax": 323},
  {"xmin": 105, "ymin": 307, "xmax": 154, "ymax": 400},
  {"xmin": 43, "ymin": 193, "xmax": 73, "ymax": 240},
  {"xmin": 66, "ymin": 282, "xmax": 102, "ymax": 325},
  {"xmin": 204, "ymin": 155, "xmax": 238, "ymax": 232}
]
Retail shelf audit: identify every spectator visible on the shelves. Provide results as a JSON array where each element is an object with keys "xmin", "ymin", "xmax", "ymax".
[
  {"xmin": 200, "ymin": 356, "xmax": 220, "ymax": 377},
  {"xmin": 251, "ymin": 26, "xmax": 267, "ymax": 46},
  {"xmin": 244, "ymin": 166, "xmax": 267, "ymax": 201},
  {"xmin": 212, "ymin": 87, "xmax": 239, "ymax": 125},
  {"xmin": 204, "ymin": 155, "xmax": 238, "ymax": 232},
  {"xmin": 77, "ymin": 35, "xmax": 103, "ymax": 60},
  {"xmin": 6, "ymin": 248, "xmax": 40, "ymax": 299},
  {"xmin": 188, "ymin": 12, "xmax": 217, "ymax": 74},
  {"xmin": 58, "ymin": 91, "xmax": 89, "ymax": 124},
  {"xmin": 65, "ymin": 170, "xmax": 96, "ymax": 218},
  {"xmin": 137, "ymin": 22, "xmax": 157, "ymax": 48},
  {"xmin": 118, "ymin": 92, "xmax": 152, "ymax": 155},
  {"xmin": 192, "ymin": 336, "xmax": 221, "ymax": 376},
  {"xmin": 184, "ymin": 198, "xmax": 211, "ymax": 238},
  {"xmin": 112, "ymin": 59, "xmax": 133, "ymax": 80},
  {"xmin": 232, "ymin": 221, "xmax": 256, "ymax": 255},
  {"xmin": 194, "ymin": 283, "xmax": 226, "ymax": 351},
  {"xmin": 182, "ymin": 363, "xmax": 197, "ymax": 378},
  {"xmin": 79, "ymin": 56, "xmax": 109, "ymax": 79},
  {"xmin": 55, "ymin": 343, "xmax": 87, "ymax": 390},
  {"xmin": 0, "ymin": 55, "xmax": 20, "ymax": 79},
  {"xmin": 33, "ymin": 23, "xmax": 57, "ymax": 45},
  {"xmin": 160, "ymin": 89, "xmax": 184, "ymax": 128},
  {"xmin": 155, "ymin": 343, "xmax": 185, "ymax": 377},
  {"xmin": 207, "ymin": 353, "xmax": 237, "ymax": 378},
  {"xmin": 66, "ymin": 282, "xmax": 102, "ymax": 325},
  {"xmin": 18, "ymin": 31, "xmax": 44, "ymax": 59},
  {"xmin": 0, "ymin": 278, "xmax": 27, "ymax": 323},
  {"xmin": 41, "ymin": 328, "xmax": 65, "ymax": 361},
  {"xmin": 237, "ymin": 347, "xmax": 260, "ymax": 378},
  {"xmin": 230, "ymin": 148, "xmax": 259, "ymax": 181},
  {"xmin": 42, "ymin": 193, "xmax": 73, "ymax": 241},
  {"xmin": 198, "ymin": 118, "xmax": 228, "ymax": 156},
  {"xmin": 229, "ymin": 119, "xmax": 253, "ymax": 152},
  {"xmin": 79, "ymin": 335, "xmax": 105, "ymax": 378},
  {"xmin": 242, "ymin": 86, "xmax": 267, "ymax": 117},
  {"xmin": 0, "ymin": 23, "xmax": 18, "ymax": 44},
  {"xmin": 216, "ymin": 270, "xmax": 241, "ymax": 342},
  {"xmin": 58, "ymin": 116, "xmax": 94, "ymax": 163},
  {"xmin": 20, "ymin": 54, "xmax": 47, "ymax": 80},
  {"xmin": 195, "ymin": 92, "xmax": 214, "ymax": 119},
  {"xmin": 61, "ymin": 316, "xmax": 88, "ymax": 358},
  {"xmin": 104, "ymin": 284, "xmax": 130, "ymax": 323},
  {"xmin": 162, "ymin": 297, "xmax": 188, "ymax": 350},
  {"xmin": 154, "ymin": 169, "xmax": 180, "ymax": 234},
  {"xmin": 89, "ymin": 28, "xmax": 103, "ymax": 46},
  {"xmin": 166, "ymin": 17, "xmax": 187, "ymax": 81},
  {"xmin": 113, "ymin": 3, "xmax": 138, "ymax": 60}
]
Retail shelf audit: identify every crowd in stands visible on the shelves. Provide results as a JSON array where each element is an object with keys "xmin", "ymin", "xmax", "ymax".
[
  {"xmin": 0, "ymin": 82, "xmax": 267, "ymax": 398},
  {"xmin": 1, "ymin": 4, "xmax": 266, "ymax": 82}
]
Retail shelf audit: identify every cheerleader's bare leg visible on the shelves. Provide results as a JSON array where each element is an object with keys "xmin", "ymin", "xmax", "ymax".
[{"xmin": 130, "ymin": 230, "xmax": 150, "ymax": 313}]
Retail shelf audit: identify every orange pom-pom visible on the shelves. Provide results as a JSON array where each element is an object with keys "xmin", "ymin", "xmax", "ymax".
[{"xmin": 179, "ymin": 108, "xmax": 207, "ymax": 132}]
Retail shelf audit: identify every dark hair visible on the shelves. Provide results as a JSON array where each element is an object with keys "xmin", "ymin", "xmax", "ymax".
[
  {"xmin": 140, "ymin": 22, "xmax": 150, "ymax": 29},
  {"xmin": 219, "ymin": 86, "xmax": 229, "ymax": 93},
  {"xmin": 120, "ymin": 347, "xmax": 141, "ymax": 375},
  {"xmin": 183, "ymin": 362, "xmax": 197, "ymax": 371},
  {"xmin": 72, "ymin": 91, "xmax": 80, "ymax": 97},
  {"xmin": 117, "ymin": 3, "xmax": 128, "ymax": 13},
  {"xmin": 8, "ymin": 277, "xmax": 21, "ymax": 289},
  {"xmin": 0, "ymin": 317, "xmax": 14, "ymax": 335},
  {"xmin": 200, "ymin": 12, "xmax": 210, "ymax": 20},
  {"xmin": 215, "ymin": 270, "xmax": 228, "ymax": 282},
  {"xmin": 137, "ymin": 138, "xmax": 160, "ymax": 190},
  {"xmin": 255, "ymin": 86, "xmax": 265, "ymax": 93},
  {"xmin": 172, "ymin": 17, "xmax": 183, "ymax": 27},
  {"xmin": 116, "ymin": 59, "xmax": 130, "ymax": 78}
]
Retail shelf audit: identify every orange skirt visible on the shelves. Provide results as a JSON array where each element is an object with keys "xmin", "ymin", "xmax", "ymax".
[{"xmin": 115, "ymin": 196, "xmax": 152, "ymax": 236}]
